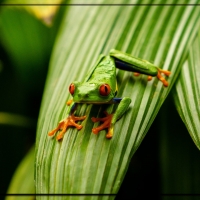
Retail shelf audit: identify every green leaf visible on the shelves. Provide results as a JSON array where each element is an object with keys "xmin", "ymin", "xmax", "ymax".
[
  {"xmin": 35, "ymin": 0, "xmax": 199, "ymax": 197},
  {"xmin": 0, "ymin": 7, "xmax": 53, "ymax": 91},
  {"xmin": 6, "ymin": 146, "xmax": 35, "ymax": 199},
  {"xmin": 173, "ymin": 30, "xmax": 200, "ymax": 150}
]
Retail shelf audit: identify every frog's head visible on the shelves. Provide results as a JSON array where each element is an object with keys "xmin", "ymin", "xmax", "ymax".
[{"xmin": 69, "ymin": 81, "xmax": 115, "ymax": 104}]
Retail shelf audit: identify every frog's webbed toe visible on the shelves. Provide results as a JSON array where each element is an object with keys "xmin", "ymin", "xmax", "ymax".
[
  {"xmin": 91, "ymin": 111, "xmax": 114, "ymax": 139},
  {"xmin": 48, "ymin": 114, "xmax": 86, "ymax": 140}
]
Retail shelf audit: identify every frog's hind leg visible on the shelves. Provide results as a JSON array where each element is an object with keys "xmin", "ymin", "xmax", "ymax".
[{"xmin": 134, "ymin": 69, "xmax": 171, "ymax": 86}]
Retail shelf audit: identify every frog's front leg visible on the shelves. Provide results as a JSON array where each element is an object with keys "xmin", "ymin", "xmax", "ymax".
[
  {"xmin": 48, "ymin": 103, "xmax": 86, "ymax": 140},
  {"xmin": 91, "ymin": 97, "xmax": 131, "ymax": 139}
]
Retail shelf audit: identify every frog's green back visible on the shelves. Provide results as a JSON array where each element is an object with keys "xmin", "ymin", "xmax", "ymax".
[{"xmin": 86, "ymin": 55, "xmax": 117, "ymax": 92}]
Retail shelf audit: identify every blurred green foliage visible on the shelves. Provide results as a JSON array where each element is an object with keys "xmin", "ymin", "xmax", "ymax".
[
  {"xmin": 6, "ymin": 146, "xmax": 35, "ymax": 199},
  {"xmin": 0, "ymin": 4, "xmax": 65, "ymax": 195}
]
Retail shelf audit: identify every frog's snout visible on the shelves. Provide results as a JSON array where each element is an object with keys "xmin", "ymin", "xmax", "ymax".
[{"xmin": 78, "ymin": 93, "xmax": 89, "ymax": 98}]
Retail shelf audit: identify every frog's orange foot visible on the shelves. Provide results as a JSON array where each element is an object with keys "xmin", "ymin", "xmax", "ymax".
[
  {"xmin": 134, "ymin": 73, "xmax": 153, "ymax": 81},
  {"xmin": 91, "ymin": 111, "xmax": 114, "ymax": 139},
  {"xmin": 48, "ymin": 114, "xmax": 86, "ymax": 140},
  {"xmin": 147, "ymin": 75, "xmax": 152, "ymax": 81},
  {"xmin": 134, "ymin": 72, "xmax": 140, "ymax": 76},
  {"xmin": 157, "ymin": 69, "xmax": 171, "ymax": 87},
  {"xmin": 133, "ymin": 72, "xmax": 152, "ymax": 81},
  {"xmin": 66, "ymin": 99, "xmax": 73, "ymax": 106}
]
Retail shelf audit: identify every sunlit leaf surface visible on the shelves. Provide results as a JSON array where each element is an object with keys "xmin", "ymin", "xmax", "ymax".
[{"xmin": 35, "ymin": 0, "xmax": 199, "ymax": 198}]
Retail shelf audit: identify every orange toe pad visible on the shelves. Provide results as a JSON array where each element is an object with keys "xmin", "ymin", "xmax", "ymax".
[{"xmin": 157, "ymin": 69, "xmax": 171, "ymax": 87}]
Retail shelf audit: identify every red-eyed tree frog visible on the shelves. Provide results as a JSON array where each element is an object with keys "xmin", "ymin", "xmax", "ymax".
[{"xmin": 48, "ymin": 49, "xmax": 171, "ymax": 140}]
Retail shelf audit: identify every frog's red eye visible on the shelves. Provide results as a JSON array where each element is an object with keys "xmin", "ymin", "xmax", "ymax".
[
  {"xmin": 69, "ymin": 83, "xmax": 75, "ymax": 95},
  {"xmin": 99, "ymin": 84, "xmax": 111, "ymax": 96}
]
